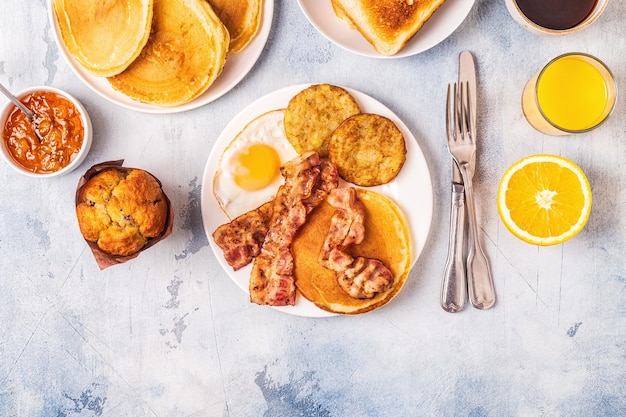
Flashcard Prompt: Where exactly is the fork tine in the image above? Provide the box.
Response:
[459,81,475,142]
[459,82,465,137]
[458,81,468,140]
[446,83,453,140]
[453,83,462,142]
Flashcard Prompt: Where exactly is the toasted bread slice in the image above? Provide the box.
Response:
[331,0,356,29]
[331,0,447,56]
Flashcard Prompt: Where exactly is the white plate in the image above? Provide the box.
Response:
[47,0,274,114]
[201,84,433,317]
[297,0,474,58]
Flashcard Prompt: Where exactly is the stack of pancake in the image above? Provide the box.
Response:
[52,0,262,106]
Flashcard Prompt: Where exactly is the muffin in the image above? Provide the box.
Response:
[76,166,169,257]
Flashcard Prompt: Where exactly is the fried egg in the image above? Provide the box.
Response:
[213,109,298,219]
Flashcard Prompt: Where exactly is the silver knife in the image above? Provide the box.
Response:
[441,160,467,312]
[440,53,471,313]
[458,51,496,310]
[460,51,477,177]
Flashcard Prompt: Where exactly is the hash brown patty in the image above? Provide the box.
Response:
[329,113,406,186]
[284,84,360,158]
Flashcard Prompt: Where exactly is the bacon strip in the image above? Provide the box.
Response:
[319,187,394,299]
[249,152,338,306]
[212,158,338,273]
[302,158,339,210]
[212,201,273,271]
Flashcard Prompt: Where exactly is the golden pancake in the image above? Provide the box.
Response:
[52,0,154,77]
[292,188,412,314]
[107,0,229,106]
[208,0,262,54]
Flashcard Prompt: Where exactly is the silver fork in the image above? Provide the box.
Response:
[446,82,495,310]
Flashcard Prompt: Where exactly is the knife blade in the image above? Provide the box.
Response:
[458,50,496,310]
[459,51,477,177]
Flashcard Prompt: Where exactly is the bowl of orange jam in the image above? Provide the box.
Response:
[1,86,92,177]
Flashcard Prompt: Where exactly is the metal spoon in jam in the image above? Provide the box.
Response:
[0,82,45,142]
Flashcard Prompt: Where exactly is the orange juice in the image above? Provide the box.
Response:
[537,54,613,131]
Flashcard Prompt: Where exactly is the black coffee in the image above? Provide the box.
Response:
[515,0,597,30]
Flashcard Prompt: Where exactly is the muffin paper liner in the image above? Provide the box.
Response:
[75,160,174,270]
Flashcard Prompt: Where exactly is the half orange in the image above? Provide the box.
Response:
[497,154,592,245]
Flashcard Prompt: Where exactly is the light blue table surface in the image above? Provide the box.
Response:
[1,1,625,416]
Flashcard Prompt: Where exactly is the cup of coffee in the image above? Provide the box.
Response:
[521,53,616,135]
[505,0,608,35]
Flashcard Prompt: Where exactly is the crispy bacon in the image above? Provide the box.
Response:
[212,201,273,271]
[319,187,394,299]
[249,152,338,306]
[302,158,339,210]
[212,157,338,274]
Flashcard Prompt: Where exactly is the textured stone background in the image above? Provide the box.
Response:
[1,0,625,416]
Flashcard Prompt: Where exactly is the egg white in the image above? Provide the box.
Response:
[213,109,298,219]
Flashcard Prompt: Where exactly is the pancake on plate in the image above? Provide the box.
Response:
[208,0,262,54]
[292,188,412,314]
[108,0,229,106]
[52,0,154,76]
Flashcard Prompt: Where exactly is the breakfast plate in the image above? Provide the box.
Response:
[47,0,274,114]
[201,84,433,317]
[297,0,474,58]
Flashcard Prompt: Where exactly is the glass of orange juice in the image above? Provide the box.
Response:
[522,53,617,135]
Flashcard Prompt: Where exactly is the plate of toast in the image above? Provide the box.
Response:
[48,0,274,113]
[298,0,474,58]
[201,84,433,317]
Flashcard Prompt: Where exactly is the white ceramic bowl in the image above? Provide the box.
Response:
[0,86,92,178]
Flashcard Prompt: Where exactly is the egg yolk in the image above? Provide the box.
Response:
[233,143,281,191]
